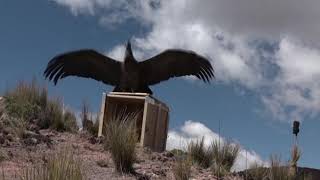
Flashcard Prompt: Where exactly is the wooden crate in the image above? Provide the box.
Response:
[98,92,170,152]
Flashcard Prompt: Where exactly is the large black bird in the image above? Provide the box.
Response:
[44,41,214,94]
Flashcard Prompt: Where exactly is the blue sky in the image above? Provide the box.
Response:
[1,0,320,170]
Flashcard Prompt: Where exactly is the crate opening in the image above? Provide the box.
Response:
[102,96,144,141]
[98,92,170,152]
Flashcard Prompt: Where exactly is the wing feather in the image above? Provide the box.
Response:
[139,49,214,85]
[44,49,121,85]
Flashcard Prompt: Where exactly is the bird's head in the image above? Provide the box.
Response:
[125,40,134,60]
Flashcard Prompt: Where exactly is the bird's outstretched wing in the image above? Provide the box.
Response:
[44,50,121,85]
[139,49,214,85]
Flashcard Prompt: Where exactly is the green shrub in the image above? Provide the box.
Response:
[210,140,240,178]
[187,137,212,168]
[4,80,77,133]
[5,80,46,122]
[20,148,85,180]
[104,112,138,173]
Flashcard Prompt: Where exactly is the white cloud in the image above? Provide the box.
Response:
[50,0,97,15]
[51,0,320,122]
[262,38,320,121]
[167,121,267,171]
[105,44,125,60]
[51,0,320,42]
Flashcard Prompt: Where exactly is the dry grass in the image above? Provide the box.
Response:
[290,145,301,167]
[186,138,240,178]
[0,149,85,180]
[246,154,311,180]
[210,140,240,178]
[19,149,85,180]
[103,110,139,173]
[267,154,292,180]
[173,157,192,180]
[81,101,99,136]
[187,137,212,168]
[246,162,268,180]
[3,80,77,133]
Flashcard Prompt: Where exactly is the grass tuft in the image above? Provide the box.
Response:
[104,110,139,173]
[245,162,268,180]
[268,154,290,180]
[20,148,85,180]
[3,80,77,133]
[187,137,212,168]
[173,157,192,180]
[290,145,301,167]
[210,140,240,178]
[81,101,99,136]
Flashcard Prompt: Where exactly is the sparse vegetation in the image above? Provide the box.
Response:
[245,154,311,180]
[245,162,268,180]
[104,111,139,173]
[173,157,192,180]
[186,137,239,178]
[210,140,240,178]
[267,154,291,180]
[187,137,212,168]
[289,144,301,177]
[3,80,78,134]
[19,148,85,180]
[81,101,99,136]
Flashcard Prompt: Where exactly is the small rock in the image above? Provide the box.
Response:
[23,130,39,138]
[133,163,142,170]
[2,127,11,135]
[97,159,108,168]
[72,143,79,149]
[24,137,38,146]
[163,151,174,158]
[6,134,14,142]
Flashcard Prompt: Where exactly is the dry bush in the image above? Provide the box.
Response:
[20,149,85,180]
[3,80,77,133]
[104,111,139,173]
[173,157,192,180]
[187,137,212,168]
[210,140,240,178]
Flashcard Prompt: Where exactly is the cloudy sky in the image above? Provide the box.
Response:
[1,0,320,170]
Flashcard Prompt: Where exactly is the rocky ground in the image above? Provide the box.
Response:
[0,129,242,180]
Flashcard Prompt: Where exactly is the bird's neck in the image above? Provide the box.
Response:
[124,56,137,64]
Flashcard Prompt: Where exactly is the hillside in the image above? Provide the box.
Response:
[1,83,319,180]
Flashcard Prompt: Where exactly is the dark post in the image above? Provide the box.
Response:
[293,121,300,137]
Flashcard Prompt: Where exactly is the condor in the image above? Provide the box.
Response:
[44,41,214,94]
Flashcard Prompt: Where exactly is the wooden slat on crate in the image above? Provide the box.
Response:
[98,93,107,136]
